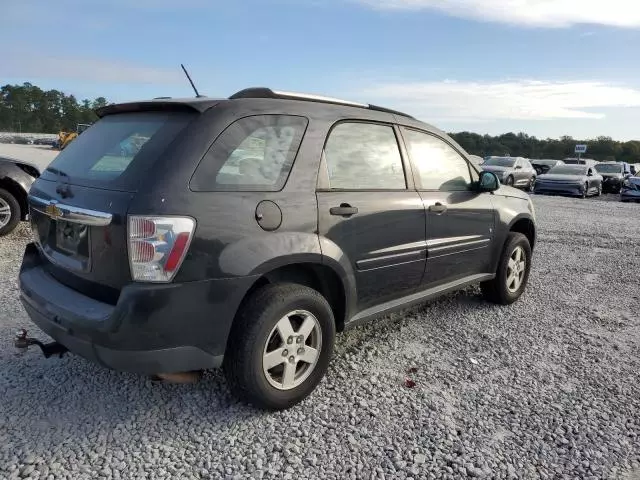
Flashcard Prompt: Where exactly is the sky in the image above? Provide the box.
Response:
[3,0,640,140]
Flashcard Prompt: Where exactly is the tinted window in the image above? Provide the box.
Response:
[191,115,308,192]
[483,157,515,167]
[548,166,588,175]
[324,122,405,189]
[40,112,196,190]
[402,129,472,191]
[594,163,623,174]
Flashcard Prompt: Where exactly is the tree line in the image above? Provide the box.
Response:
[0,83,108,134]
[1,82,639,163]
[450,131,640,164]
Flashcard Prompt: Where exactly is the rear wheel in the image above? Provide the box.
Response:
[481,232,532,305]
[0,188,21,236]
[223,283,336,410]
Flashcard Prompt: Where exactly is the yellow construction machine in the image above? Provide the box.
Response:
[53,123,92,150]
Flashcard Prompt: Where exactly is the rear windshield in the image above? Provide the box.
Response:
[548,166,587,175]
[483,157,515,167]
[40,111,195,191]
[595,163,623,174]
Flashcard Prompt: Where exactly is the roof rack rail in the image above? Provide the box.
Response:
[229,87,415,119]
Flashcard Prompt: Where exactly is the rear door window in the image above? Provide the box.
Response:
[40,111,196,191]
[190,115,308,192]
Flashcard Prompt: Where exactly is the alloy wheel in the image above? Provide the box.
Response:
[506,246,526,293]
[0,198,11,229]
[262,310,322,390]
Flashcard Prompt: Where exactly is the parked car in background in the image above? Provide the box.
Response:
[620,174,640,202]
[468,155,484,167]
[594,161,631,193]
[534,164,602,198]
[531,159,564,176]
[563,157,598,167]
[0,156,40,236]
[481,156,537,190]
[630,164,640,175]
[16,87,537,410]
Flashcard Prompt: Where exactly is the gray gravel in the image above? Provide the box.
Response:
[1,194,640,479]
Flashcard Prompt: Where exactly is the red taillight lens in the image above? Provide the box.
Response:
[127,216,195,283]
[164,232,191,273]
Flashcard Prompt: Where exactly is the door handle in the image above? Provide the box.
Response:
[428,202,447,214]
[330,203,358,217]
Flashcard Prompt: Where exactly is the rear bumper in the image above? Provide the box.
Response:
[19,243,258,374]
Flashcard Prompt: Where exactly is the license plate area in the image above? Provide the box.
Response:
[55,221,90,256]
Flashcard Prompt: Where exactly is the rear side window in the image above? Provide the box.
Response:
[190,115,308,192]
[324,122,406,190]
[40,111,196,191]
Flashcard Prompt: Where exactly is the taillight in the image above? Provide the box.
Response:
[127,216,195,283]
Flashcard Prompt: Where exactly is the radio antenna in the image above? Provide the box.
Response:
[181,64,203,98]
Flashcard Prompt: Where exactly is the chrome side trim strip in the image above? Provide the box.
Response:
[29,195,113,227]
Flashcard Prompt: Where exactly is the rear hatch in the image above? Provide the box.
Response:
[29,110,197,304]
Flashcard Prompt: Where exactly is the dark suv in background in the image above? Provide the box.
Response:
[18,88,536,409]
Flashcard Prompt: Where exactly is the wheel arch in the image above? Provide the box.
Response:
[0,176,29,220]
[509,215,536,251]
[235,260,351,334]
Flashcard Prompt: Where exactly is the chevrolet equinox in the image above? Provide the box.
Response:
[18,88,536,410]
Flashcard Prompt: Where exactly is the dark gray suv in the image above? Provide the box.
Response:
[17,88,536,409]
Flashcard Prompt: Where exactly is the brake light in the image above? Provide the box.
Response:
[127,216,195,282]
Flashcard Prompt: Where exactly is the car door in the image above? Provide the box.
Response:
[316,121,427,312]
[399,127,495,287]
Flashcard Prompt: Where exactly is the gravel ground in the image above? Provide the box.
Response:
[1,194,639,480]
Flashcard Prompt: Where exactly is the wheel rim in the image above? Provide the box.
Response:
[506,246,526,293]
[506,176,514,186]
[529,177,536,191]
[262,310,322,391]
[0,198,11,228]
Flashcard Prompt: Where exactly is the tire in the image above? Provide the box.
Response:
[481,232,532,305]
[223,283,336,410]
[0,188,21,236]
[596,184,602,196]
[581,182,588,199]
[505,175,514,187]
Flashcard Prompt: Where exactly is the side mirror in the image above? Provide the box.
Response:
[478,171,500,192]
[515,165,522,170]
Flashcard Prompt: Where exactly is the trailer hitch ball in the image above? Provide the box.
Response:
[13,329,68,358]
[14,329,30,353]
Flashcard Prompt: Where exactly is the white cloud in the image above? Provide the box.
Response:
[357,0,640,27]
[4,50,183,85]
[361,80,640,122]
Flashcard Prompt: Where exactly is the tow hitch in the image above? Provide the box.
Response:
[14,329,68,358]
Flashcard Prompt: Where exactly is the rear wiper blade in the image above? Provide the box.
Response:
[45,167,69,177]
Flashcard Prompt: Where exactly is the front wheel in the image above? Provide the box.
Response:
[223,283,336,410]
[527,176,536,192]
[581,182,589,198]
[505,175,514,187]
[481,232,532,305]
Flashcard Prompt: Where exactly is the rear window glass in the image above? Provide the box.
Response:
[190,115,308,192]
[40,111,195,190]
